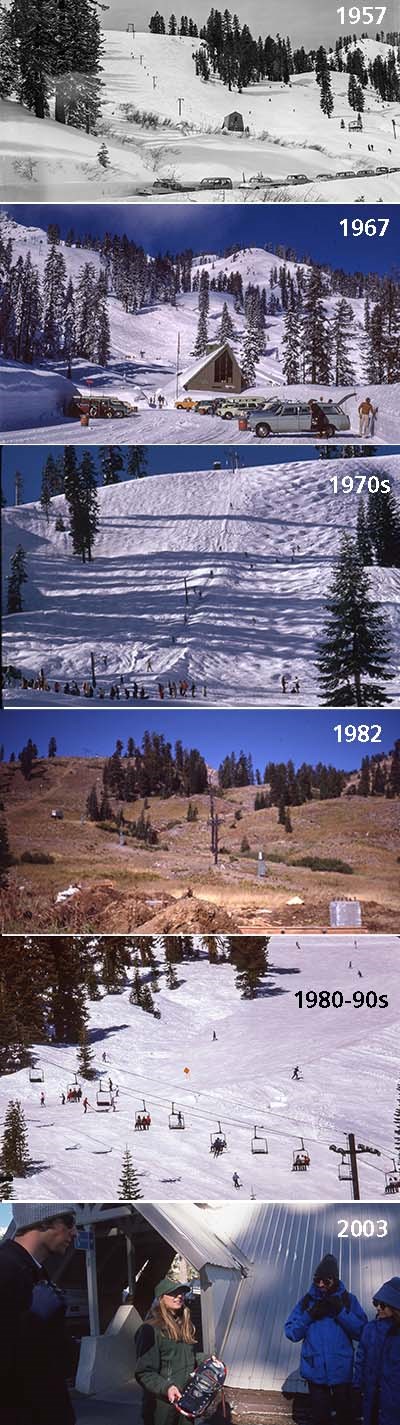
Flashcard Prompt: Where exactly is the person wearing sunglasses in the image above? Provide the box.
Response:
[353,1277,400,1425]
[285,1252,367,1424]
[0,1203,77,1425]
[135,1277,207,1425]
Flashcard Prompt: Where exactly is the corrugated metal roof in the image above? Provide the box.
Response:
[138,1202,250,1273]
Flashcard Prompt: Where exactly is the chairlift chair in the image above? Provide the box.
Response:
[169,1101,185,1129]
[29,1067,44,1082]
[338,1159,352,1182]
[384,1160,400,1194]
[292,1136,310,1172]
[251,1125,268,1154]
[210,1119,227,1151]
[96,1080,112,1108]
[135,1098,149,1129]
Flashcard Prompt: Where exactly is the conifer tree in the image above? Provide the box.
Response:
[99,447,124,484]
[0,816,12,887]
[331,299,356,384]
[77,1025,96,1079]
[193,309,208,357]
[316,535,394,706]
[367,486,400,567]
[7,546,27,614]
[118,1146,143,1199]
[86,786,100,821]
[316,46,334,116]
[0,1167,13,1199]
[1,1100,30,1176]
[301,270,331,383]
[48,736,57,758]
[126,447,148,479]
[282,306,301,383]
[43,243,67,356]
[356,495,374,565]
[217,300,236,343]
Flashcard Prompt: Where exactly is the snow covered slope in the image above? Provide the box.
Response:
[0,938,398,1202]
[3,457,400,704]
[1,32,400,199]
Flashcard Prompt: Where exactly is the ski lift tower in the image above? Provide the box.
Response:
[330,1135,381,1199]
[126,22,135,32]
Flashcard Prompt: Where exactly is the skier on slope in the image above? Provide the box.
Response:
[40,1092,45,1107]
[212,1030,218,1041]
[232,1173,242,1190]
[292,1066,301,1081]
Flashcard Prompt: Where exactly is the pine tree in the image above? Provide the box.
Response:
[358,755,370,796]
[126,447,148,479]
[7,546,27,614]
[48,736,57,758]
[356,496,374,564]
[63,277,76,377]
[1,1100,30,1176]
[77,1025,96,1079]
[285,810,293,833]
[301,270,331,383]
[98,142,110,168]
[193,309,208,357]
[282,306,302,383]
[99,447,124,484]
[278,796,286,827]
[86,786,100,820]
[315,46,334,116]
[331,300,356,384]
[316,535,394,706]
[367,487,400,567]
[118,1146,143,1199]
[8,0,56,117]
[217,301,236,343]
[67,452,99,562]
[43,243,67,356]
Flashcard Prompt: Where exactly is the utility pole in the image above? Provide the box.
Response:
[177,97,184,116]
[330,1135,381,1200]
[90,651,96,687]
[175,332,181,401]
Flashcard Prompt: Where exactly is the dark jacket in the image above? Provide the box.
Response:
[135,1321,205,1425]
[354,1317,400,1425]
[285,1278,367,1386]
[0,1239,75,1425]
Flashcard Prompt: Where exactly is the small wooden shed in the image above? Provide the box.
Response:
[183,341,246,393]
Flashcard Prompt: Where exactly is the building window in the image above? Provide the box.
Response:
[214,352,233,384]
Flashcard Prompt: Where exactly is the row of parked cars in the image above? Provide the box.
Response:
[145,163,397,193]
[175,393,352,435]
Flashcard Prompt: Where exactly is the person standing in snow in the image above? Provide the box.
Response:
[353,1277,400,1425]
[358,397,374,437]
[0,1203,77,1425]
[285,1253,367,1425]
[232,1173,242,1190]
[83,1097,89,1113]
[40,1092,45,1107]
[212,1030,218,1041]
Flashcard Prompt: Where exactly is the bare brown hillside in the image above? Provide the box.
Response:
[1,757,399,932]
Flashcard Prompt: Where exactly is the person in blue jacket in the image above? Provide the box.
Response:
[284,1252,367,1424]
[353,1276,400,1425]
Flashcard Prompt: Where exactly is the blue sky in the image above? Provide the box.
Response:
[0,1205,12,1230]
[2,445,354,505]
[3,204,399,276]
[107,0,360,47]
[1,710,398,771]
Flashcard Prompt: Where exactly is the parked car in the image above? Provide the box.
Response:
[153,177,183,190]
[243,398,351,438]
[315,173,331,181]
[175,396,199,410]
[199,176,233,189]
[375,165,389,174]
[217,395,268,419]
[70,395,138,419]
[286,174,310,184]
[248,174,273,185]
[195,398,221,414]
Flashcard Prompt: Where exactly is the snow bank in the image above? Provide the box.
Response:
[0,360,77,431]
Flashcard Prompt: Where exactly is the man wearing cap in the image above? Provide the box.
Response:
[284,1252,367,1424]
[0,1203,77,1425]
[353,1276,400,1425]
[135,1277,206,1425]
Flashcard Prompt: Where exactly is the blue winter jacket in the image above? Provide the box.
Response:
[354,1317,400,1425]
[285,1279,367,1386]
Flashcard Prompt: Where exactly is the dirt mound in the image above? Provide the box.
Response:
[131,891,240,933]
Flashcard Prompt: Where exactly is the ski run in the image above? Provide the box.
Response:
[1,937,399,1202]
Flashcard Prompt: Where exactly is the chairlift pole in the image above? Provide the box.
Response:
[175,332,181,401]
[90,651,96,687]
[330,1134,381,1200]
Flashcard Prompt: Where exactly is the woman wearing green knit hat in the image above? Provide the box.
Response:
[135,1278,206,1425]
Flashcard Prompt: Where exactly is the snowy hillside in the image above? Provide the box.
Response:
[2,211,398,442]
[0,938,398,1202]
[3,457,400,704]
[2,31,400,199]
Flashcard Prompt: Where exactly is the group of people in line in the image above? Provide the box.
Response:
[281,675,300,695]
[1,1212,399,1425]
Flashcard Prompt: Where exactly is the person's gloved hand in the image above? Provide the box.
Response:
[322,1296,343,1318]
[308,1299,330,1320]
[30,1280,66,1322]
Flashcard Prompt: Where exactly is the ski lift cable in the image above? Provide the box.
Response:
[31,1051,396,1159]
